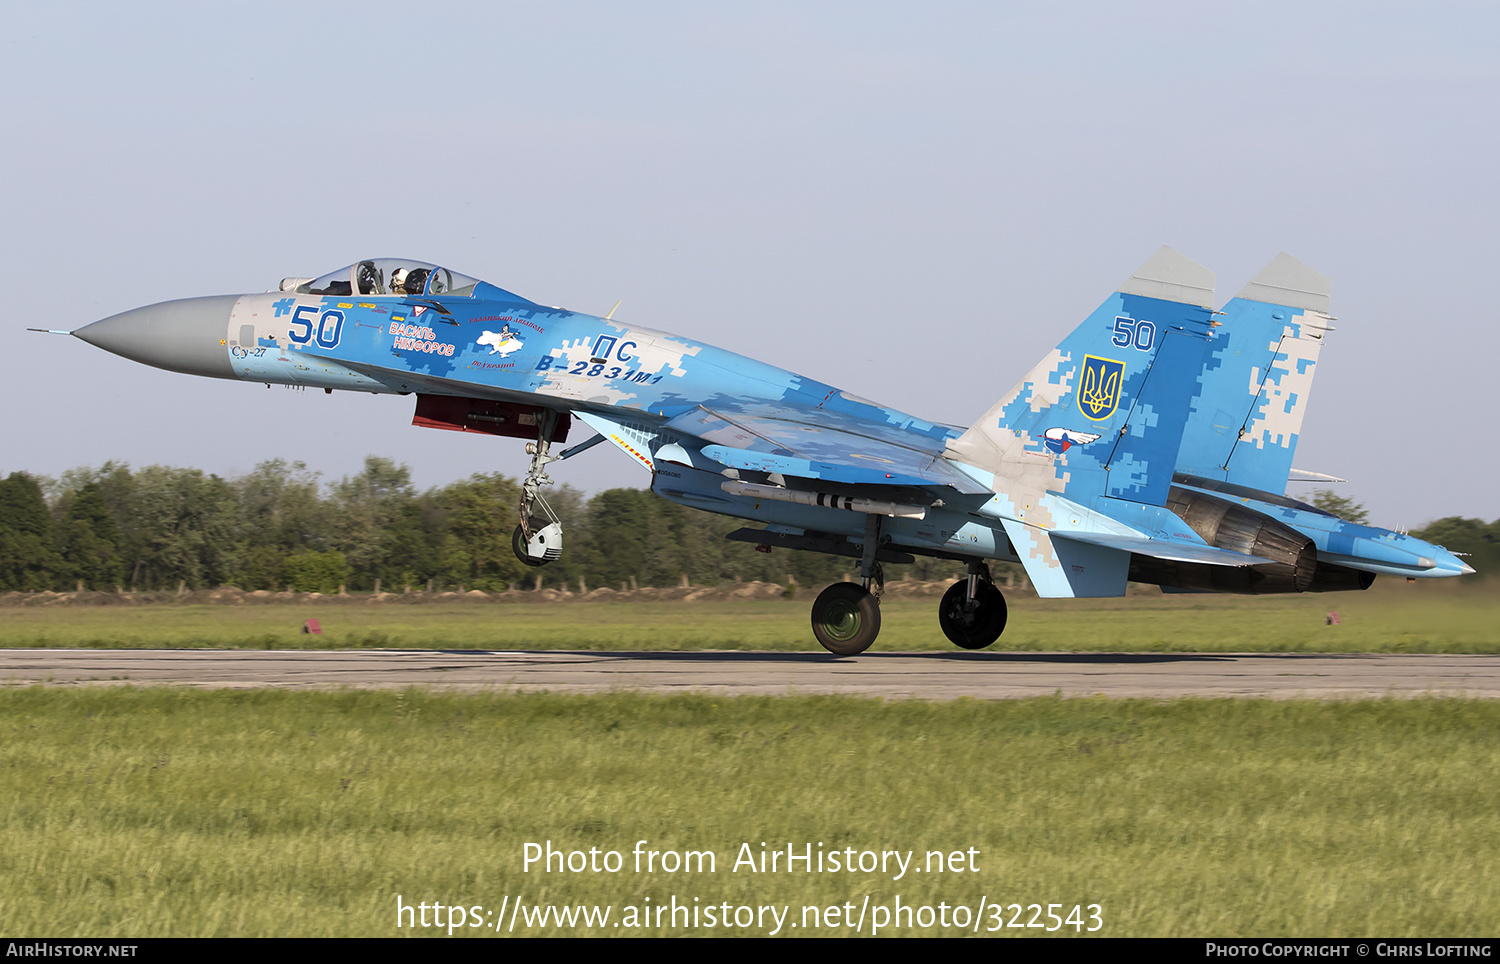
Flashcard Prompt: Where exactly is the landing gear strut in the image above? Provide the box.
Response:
[810,514,886,656]
[938,560,1007,650]
[512,410,563,567]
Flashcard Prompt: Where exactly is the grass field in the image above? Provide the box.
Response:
[4,584,1495,937]
[1,687,1497,937]
[1,580,1495,653]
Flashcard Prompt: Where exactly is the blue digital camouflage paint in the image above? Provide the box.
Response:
[67,249,1475,655]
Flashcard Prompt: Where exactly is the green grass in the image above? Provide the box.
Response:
[1,687,1497,936]
[1,580,1496,652]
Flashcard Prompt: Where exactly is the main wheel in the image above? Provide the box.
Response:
[811,583,881,656]
[938,580,1008,649]
[512,524,550,567]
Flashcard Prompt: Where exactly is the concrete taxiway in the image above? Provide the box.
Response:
[1,649,1498,699]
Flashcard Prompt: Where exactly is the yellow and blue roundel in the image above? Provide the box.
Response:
[1078,355,1125,421]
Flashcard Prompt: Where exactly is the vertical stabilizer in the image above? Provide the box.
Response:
[1176,253,1333,494]
[945,247,1217,597]
[1118,245,1217,307]
[1234,253,1330,313]
[947,246,1216,509]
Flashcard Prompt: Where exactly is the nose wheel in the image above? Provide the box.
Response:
[938,562,1007,650]
[512,521,562,567]
[512,410,565,567]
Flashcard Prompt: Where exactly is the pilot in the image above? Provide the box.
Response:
[390,267,431,296]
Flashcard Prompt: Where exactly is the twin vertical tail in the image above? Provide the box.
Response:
[947,246,1218,510]
[1175,253,1333,495]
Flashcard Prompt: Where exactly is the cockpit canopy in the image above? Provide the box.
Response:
[288,259,484,298]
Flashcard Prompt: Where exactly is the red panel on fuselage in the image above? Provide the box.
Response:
[411,395,571,442]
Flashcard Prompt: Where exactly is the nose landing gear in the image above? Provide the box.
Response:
[512,410,564,567]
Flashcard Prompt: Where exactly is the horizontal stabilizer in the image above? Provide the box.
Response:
[1052,530,1278,568]
[1316,552,1432,577]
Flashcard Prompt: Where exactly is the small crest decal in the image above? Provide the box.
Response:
[1044,428,1101,453]
[1078,355,1125,421]
[477,325,525,357]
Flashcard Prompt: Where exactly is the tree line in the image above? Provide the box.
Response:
[0,461,1491,594]
[0,458,969,594]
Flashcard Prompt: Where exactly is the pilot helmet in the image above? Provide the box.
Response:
[390,267,409,293]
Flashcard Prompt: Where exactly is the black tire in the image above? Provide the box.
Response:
[512,524,550,567]
[811,583,881,656]
[938,579,1007,650]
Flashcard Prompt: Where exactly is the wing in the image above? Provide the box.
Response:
[661,404,993,495]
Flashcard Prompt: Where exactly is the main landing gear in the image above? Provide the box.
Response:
[811,514,886,656]
[807,519,1009,656]
[512,410,564,567]
[938,560,1008,650]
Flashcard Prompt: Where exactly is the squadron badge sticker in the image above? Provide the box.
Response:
[1043,428,1102,453]
[1078,355,1124,421]
[478,325,525,357]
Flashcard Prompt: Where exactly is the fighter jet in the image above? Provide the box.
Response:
[62,251,1473,654]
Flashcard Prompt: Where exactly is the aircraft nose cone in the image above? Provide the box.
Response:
[1442,549,1476,576]
[74,295,239,379]
[1428,544,1475,576]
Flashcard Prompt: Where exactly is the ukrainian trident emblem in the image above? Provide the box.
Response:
[1078,355,1125,421]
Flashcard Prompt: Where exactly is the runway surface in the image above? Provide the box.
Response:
[1,649,1498,699]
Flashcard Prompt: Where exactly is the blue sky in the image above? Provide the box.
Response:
[3,1,1495,527]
